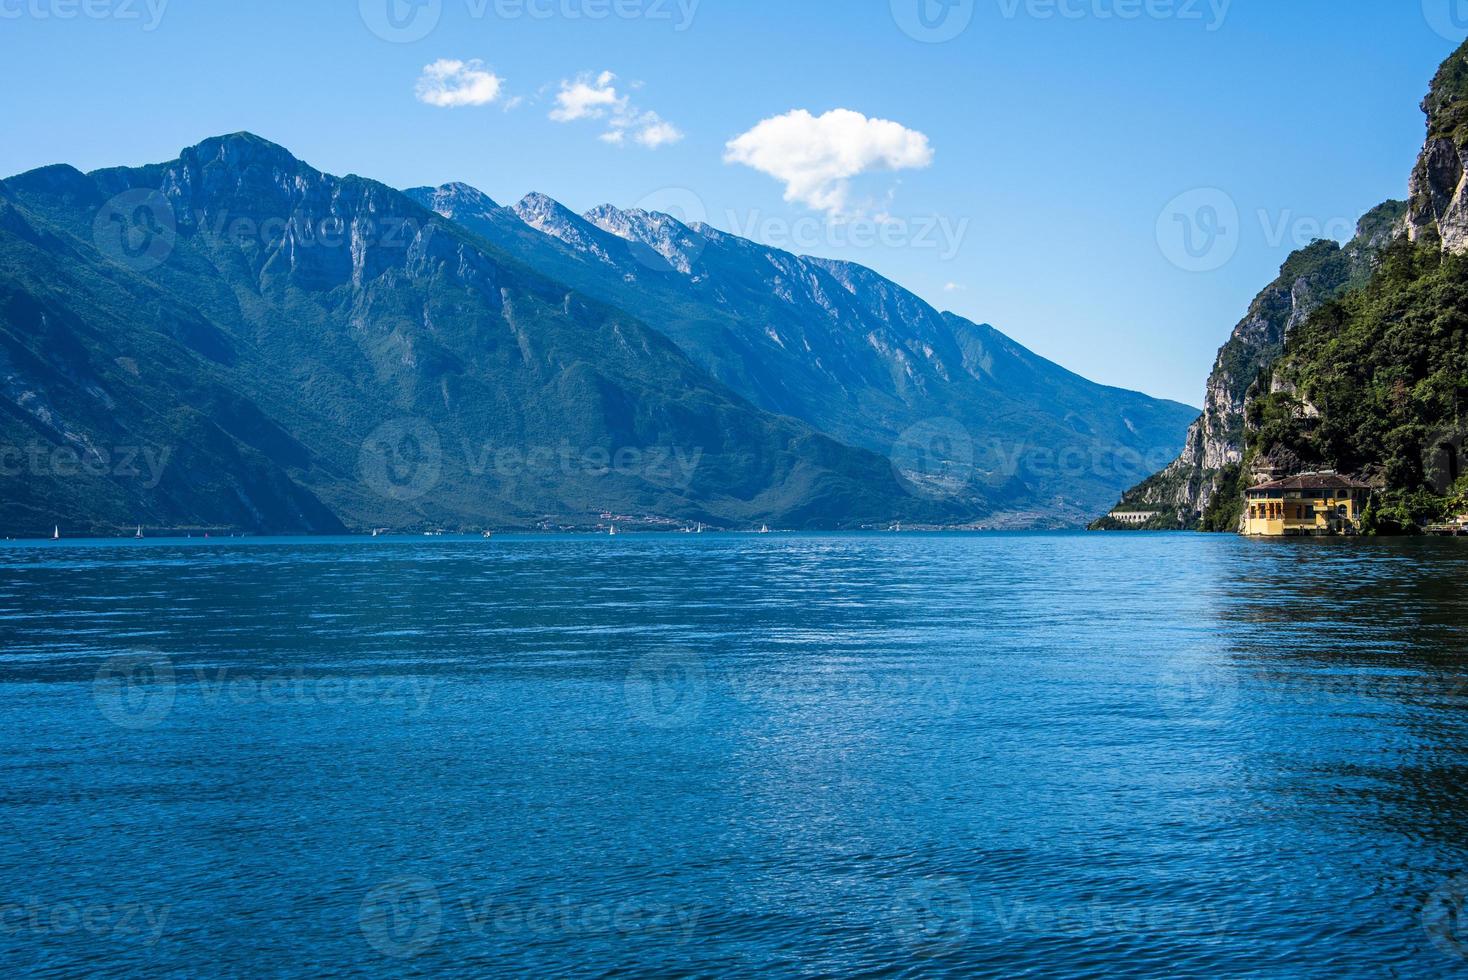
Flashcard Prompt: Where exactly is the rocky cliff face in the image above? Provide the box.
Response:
[1407,40,1468,254]
[1103,38,1468,531]
[1100,203,1404,527]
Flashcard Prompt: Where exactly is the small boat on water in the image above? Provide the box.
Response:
[759,524,770,534]
[482,530,494,539]
[135,525,144,539]
[609,525,618,536]
[52,526,60,541]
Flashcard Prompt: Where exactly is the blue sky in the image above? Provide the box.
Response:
[0,0,1461,405]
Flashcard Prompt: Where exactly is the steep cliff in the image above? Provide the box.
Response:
[1100,37,1468,533]
[1095,203,1402,529]
[1407,40,1468,253]
[1241,41,1468,531]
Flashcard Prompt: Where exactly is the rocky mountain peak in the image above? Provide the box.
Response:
[176,132,314,182]
[583,205,702,274]
[513,192,582,231]
[1406,40,1468,253]
[506,193,622,266]
[415,182,499,220]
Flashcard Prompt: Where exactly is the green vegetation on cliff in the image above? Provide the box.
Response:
[1247,238,1468,528]
[1090,204,1404,532]
[1425,40,1468,144]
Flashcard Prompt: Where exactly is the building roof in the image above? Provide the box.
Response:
[1247,472,1373,493]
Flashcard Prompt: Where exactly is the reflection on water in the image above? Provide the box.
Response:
[0,533,1467,976]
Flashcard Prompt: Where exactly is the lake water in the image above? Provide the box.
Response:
[2,533,1468,977]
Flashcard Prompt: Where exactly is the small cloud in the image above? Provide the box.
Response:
[415,59,503,108]
[635,119,684,149]
[550,70,623,122]
[944,282,966,292]
[550,71,683,149]
[724,108,933,217]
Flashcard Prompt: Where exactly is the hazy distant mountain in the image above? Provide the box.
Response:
[0,134,959,535]
[407,184,1199,525]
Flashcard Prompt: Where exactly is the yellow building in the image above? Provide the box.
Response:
[1243,473,1372,537]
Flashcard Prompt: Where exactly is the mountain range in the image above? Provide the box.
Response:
[404,182,1196,525]
[0,134,1195,535]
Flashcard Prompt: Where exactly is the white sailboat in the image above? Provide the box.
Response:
[135,525,144,539]
[52,525,60,541]
[609,525,618,536]
[760,524,770,534]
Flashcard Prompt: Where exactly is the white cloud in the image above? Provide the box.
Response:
[635,119,683,149]
[724,109,934,217]
[549,71,683,150]
[415,59,503,108]
[944,282,966,292]
[550,70,623,121]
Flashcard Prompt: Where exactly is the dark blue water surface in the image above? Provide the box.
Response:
[3,532,1468,977]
